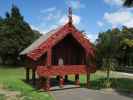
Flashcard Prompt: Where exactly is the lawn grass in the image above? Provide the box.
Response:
[91,71,133,91]
[0,94,6,100]
[0,66,53,100]
[69,71,133,91]
[0,66,132,100]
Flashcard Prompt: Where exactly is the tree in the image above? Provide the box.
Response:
[122,0,133,66]
[96,29,120,83]
[120,27,133,66]
[0,5,41,65]
[96,26,133,73]
[123,0,133,7]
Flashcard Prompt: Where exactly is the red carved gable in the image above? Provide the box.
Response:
[27,23,95,61]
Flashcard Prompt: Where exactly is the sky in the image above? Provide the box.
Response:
[0,0,133,42]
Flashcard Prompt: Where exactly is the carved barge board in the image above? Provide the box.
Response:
[37,65,96,77]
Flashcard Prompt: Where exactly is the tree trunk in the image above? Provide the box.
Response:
[107,59,110,81]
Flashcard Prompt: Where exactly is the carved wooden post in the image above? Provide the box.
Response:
[47,48,52,66]
[39,77,43,89]
[86,70,90,88]
[59,76,64,88]
[56,75,60,80]
[32,68,36,85]
[46,77,50,91]
[75,74,80,86]
[86,53,90,88]
[26,67,30,82]
[64,75,68,82]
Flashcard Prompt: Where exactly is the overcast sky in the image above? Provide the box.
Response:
[0,0,133,42]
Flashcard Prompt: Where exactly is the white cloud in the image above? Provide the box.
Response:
[104,0,123,6]
[31,24,59,35]
[40,7,56,13]
[41,9,62,21]
[36,5,82,35]
[59,14,81,25]
[40,7,62,22]
[66,0,85,9]
[31,25,47,34]
[46,13,54,20]
[124,20,133,27]
[104,9,133,28]
[85,33,98,43]
[32,14,81,34]
[97,21,104,27]
[46,12,59,21]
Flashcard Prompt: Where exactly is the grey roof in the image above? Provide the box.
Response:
[20,26,63,55]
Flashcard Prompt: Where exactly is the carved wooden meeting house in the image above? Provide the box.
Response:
[20,8,96,91]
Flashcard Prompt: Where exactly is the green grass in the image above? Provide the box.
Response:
[0,94,6,100]
[0,66,53,100]
[69,71,133,91]
[0,66,132,100]
[91,71,133,91]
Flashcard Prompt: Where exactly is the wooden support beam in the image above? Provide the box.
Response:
[85,52,91,88]
[32,68,36,85]
[86,72,90,88]
[56,75,60,81]
[39,77,43,89]
[26,67,30,82]
[75,74,80,86]
[47,48,52,66]
[46,77,50,91]
[59,76,64,88]
[64,75,68,82]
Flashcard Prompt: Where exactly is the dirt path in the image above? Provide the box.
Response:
[0,84,23,100]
